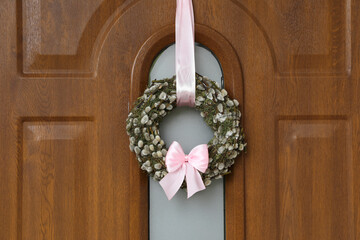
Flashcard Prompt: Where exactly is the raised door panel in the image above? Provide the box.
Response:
[246,0,351,76]
[21,121,97,239]
[278,119,354,240]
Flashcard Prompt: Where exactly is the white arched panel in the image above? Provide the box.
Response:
[149,43,224,240]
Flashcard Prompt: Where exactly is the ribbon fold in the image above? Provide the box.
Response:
[175,0,196,107]
[159,141,209,200]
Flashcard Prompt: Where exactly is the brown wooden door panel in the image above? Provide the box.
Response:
[1,0,150,239]
[1,0,359,239]
[21,120,97,239]
[233,0,360,239]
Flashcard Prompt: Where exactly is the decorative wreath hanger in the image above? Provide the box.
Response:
[126,0,246,200]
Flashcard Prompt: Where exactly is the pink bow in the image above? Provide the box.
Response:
[159,141,209,200]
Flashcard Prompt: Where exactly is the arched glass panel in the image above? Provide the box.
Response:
[149,43,225,240]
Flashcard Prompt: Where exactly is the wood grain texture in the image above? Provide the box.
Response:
[230,0,359,239]
[277,119,353,240]
[2,0,150,239]
[0,0,359,239]
[21,121,97,239]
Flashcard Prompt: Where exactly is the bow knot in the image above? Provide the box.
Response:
[159,141,209,200]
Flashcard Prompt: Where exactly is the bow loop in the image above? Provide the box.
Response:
[187,144,209,173]
[159,141,209,200]
[165,141,186,172]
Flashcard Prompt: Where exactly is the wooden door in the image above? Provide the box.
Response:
[0,0,359,239]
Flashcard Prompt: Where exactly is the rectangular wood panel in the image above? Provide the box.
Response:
[17,0,175,79]
[277,119,354,240]
[20,120,98,240]
[19,0,114,76]
[275,0,351,76]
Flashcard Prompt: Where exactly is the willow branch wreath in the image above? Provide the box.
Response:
[126,74,246,188]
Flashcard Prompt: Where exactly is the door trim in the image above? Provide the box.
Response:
[131,23,245,240]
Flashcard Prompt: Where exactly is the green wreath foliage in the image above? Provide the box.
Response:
[126,74,246,187]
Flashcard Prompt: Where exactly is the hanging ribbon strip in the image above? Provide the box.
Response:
[159,141,209,200]
[159,0,207,200]
[175,0,196,107]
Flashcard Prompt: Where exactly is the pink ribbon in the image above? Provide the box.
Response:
[159,141,209,200]
[175,0,196,107]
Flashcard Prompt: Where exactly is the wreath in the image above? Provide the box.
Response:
[126,74,246,188]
